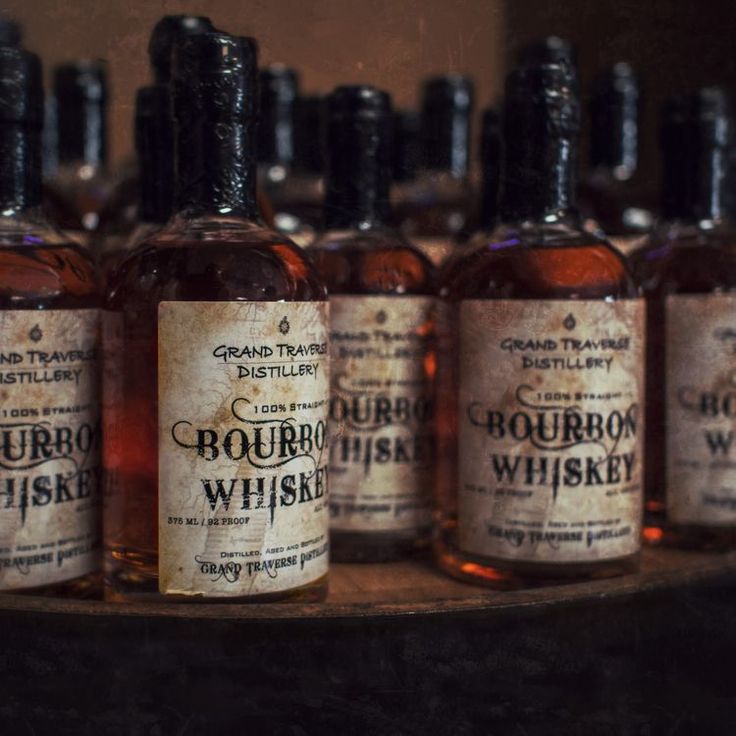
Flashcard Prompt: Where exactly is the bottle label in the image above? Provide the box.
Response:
[329,295,435,533]
[0,309,101,590]
[458,299,645,564]
[412,237,454,266]
[158,301,330,597]
[666,294,736,525]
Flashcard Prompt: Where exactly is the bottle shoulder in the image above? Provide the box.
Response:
[106,216,327,308]
[308,227,435,296]
[446,222,638,301]
[630,222,736,295]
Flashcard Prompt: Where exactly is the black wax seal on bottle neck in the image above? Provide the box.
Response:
[590,62,639,179]
[664,86,733,223]
[258,65,299,167]
[294,94,325,175]
[53,60,107,167]
[135,85,174,224]
[392,109,420,183]
[0,46,43,208]
[171,32,260,218]
[420,74,474,177]
[501,62,580,222]
[324,84,393,231]
[148,15,214,85]
[479,106,501,230]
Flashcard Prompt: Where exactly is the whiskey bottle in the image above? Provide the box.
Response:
[310,86,435,562]
[0,47,101,595]
[436,63,644,587]
[394,75,474,266]
[104,33,330,602]
[46,60,113,237]
[98,85,173,278]
[630,88,736,549]
[579,63,654,256]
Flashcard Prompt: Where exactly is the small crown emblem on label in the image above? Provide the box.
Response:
[29,324,43,342]
[278,317,290,335]
[376,310,388,324]
[563,314,576,331]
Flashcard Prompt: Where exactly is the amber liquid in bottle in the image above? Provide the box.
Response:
[436,63,643,588]
[310,86,435,562]
[0,48,101,597]
[630,89,736,549]
[104,34,329,602]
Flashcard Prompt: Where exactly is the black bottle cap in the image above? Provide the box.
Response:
[171,32,260,217]
[420,74,474,175]
[505,63,579,137]
[54,60,107,104]
[590,62,639,176]
[0,46,42,125]
[392,109,420,182]
[0,19,22,46]
[517,36,577,75]
[258,64,299,166]
[501,62,579,220]
[691,86,731,146]
[294,94,325,174]
[324,85,393,229]
[148,15,215,84]
[479,106,501,228]
[135,84,173,223]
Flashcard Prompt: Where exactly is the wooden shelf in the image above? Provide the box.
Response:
[1,545,734,620]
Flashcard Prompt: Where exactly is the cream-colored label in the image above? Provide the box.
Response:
[0,309,100,590]
[329,296,435,532]
[412,236,454,266]
[666,294,736,525]
[158,301,330,597]
[458,299,644,563]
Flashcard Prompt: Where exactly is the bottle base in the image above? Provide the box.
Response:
[661,523,736,552]
[105,548,328,603]
[434,534,640,590]
[329,529,430,563]
[1,570,102,599]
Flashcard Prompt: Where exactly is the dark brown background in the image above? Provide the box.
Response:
[3,0,736,186]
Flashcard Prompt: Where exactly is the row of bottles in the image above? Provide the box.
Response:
[0,14,734,602]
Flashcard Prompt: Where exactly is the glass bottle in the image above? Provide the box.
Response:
[104,33,330,602]
[310,86,435,562]
[390,108,420,207]
[0,46,101,596]
[630,88,736,549]
[45,60,113,239]
[394,75,474,266]
[436,63,644,588]
[580,63,655,256]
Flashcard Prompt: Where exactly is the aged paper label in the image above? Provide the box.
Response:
[458,299,645,563]
[158,301,330,597]
[329,296,435,532]
[666,294,736,525]
[0,309,100,589]
[412,236,454,267]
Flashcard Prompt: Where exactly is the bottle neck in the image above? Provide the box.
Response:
[324,132,392,231]
[174,101,259,221]
[501,134,577,223]
[590,107,638,181]
[138,134,173,225]
[422,110,470,177]
[57,98,106,167]
[0,123,41,210]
